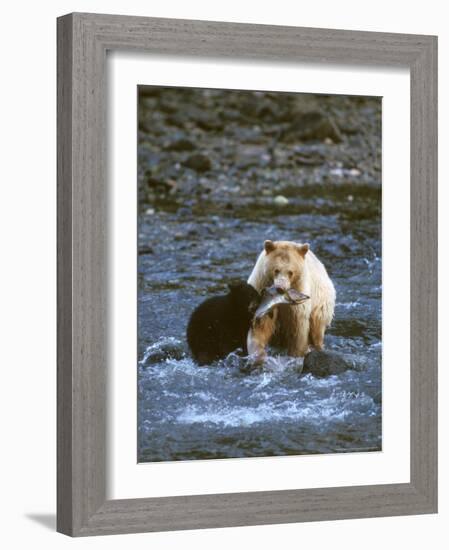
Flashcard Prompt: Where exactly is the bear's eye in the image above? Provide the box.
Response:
[274,269,280,276]
[288,270,293,278]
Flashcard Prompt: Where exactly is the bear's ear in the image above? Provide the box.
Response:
[264,240,276,254]
[296,243,310,257]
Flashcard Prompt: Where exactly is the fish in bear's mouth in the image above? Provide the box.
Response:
[254,285,309,320]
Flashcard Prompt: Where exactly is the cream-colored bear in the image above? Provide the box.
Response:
[247,240,336,361]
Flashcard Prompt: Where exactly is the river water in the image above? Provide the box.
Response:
[137,185,382,461]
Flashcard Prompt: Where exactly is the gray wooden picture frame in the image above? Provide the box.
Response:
[57,12,438,537]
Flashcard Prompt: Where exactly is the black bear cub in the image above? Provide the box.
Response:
[187,282,261,365]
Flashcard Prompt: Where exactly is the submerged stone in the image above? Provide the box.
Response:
[183,153,212,172]
[164,138,196,152]
[302,350,357,378]
[141,339,185,367]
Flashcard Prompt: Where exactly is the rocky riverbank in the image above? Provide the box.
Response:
[138,87,381,219]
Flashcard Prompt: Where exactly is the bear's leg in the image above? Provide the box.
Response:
[310,320,325,350]
[286,307,310,357]
[247,310,277,364]
[288,322,310,357]
[310,308,327,350]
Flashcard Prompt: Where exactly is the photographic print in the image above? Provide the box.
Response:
[137,86,382,462]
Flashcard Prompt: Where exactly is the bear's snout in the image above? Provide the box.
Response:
[273,276,290,292]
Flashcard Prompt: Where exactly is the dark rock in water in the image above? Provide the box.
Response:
[164,138,196,152]
[165,112,188,128]
[302,350,356,377]
[159,100,179,114]
[145,175,173,193]
[183,153,212,172]
[138,245,154,255]
[141,339,185,367]
[194,112,223,131]
[283,111,343,143]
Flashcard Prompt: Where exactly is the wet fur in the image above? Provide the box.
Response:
[187,283,260,365]
[247,240,335,361]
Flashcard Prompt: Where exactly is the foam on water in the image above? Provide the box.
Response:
[338,301,361,310]
[176,391,377,428]
[138,335,381,460]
